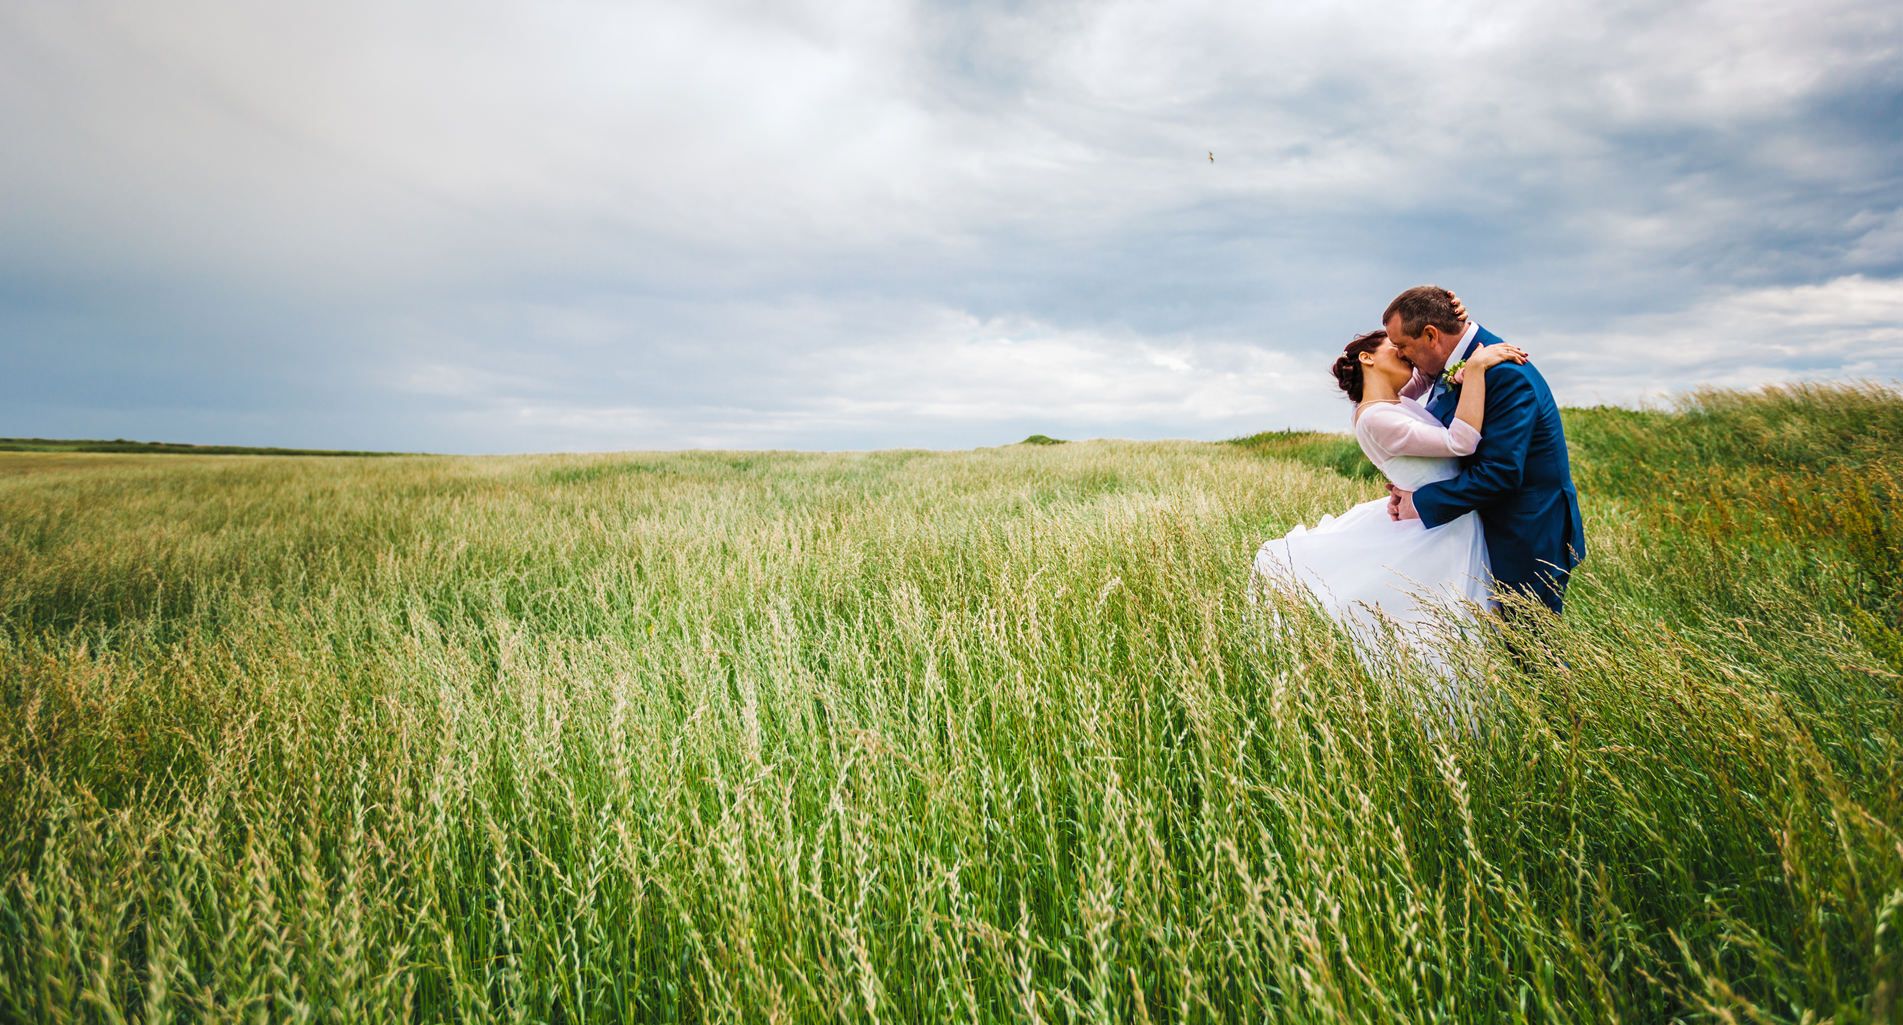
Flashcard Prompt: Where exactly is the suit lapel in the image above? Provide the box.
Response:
[1429,328,1489,425]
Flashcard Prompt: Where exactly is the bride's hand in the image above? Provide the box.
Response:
[1448,291,1468,322]
[1454,343,1528,384]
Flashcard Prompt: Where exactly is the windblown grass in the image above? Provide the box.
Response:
[1,385,1899,1023]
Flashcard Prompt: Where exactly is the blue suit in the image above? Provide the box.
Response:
[1414,326,1585,614]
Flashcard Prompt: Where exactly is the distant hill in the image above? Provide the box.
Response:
[0,438,406,457]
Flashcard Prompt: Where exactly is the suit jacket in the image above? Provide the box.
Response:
[1414,326,1586,586]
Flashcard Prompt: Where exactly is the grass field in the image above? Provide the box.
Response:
[2,385,1901,1023]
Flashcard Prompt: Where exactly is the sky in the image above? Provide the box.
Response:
[2,0,1900,454]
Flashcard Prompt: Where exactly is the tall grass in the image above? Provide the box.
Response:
[1,386,1899,1023]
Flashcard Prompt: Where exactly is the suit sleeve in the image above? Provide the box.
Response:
[1413,367,1536,528]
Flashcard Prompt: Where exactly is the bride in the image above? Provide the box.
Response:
[1250,320,1527,659]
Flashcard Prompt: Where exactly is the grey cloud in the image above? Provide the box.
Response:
[1,0,1900,452]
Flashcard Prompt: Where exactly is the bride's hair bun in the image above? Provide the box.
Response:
[1331,353,1363,401]
[1332,329,1387,403]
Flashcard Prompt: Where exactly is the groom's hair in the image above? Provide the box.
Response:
[1383,286,1465,339]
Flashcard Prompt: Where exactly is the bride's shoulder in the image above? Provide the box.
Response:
[1373,395,1439,422]
[1352,399,1404,432]
[1354,398,1406,417]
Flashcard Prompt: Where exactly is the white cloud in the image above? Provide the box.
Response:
[386,300,1324,451]
[1528,274,1903,405]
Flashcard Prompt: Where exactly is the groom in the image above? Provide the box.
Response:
[1382,286,1585,616]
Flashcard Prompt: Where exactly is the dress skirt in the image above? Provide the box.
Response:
[1251,497,1493,652]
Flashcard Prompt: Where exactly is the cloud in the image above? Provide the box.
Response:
[1846,208,1903,269]
[1528,273,1903,405]
[377,300,1313,451]
[1,0,1900,451]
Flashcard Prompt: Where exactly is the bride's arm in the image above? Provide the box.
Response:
[1358,342,1527,459]
[1448,343,1526,434]
[1357,403,1482,458]
[1399,368,1432,400]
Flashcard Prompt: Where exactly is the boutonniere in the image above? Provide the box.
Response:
[1440,359,1469,389]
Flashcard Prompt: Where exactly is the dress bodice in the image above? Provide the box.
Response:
[1352,397,1480,492]
[1376,452,1458,493]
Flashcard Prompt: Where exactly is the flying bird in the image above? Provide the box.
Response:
[1208,151,1214,163]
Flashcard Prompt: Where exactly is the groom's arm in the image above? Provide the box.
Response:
[1412,366,1537,528]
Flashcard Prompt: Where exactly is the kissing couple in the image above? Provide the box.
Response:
[1250,285,1586,667]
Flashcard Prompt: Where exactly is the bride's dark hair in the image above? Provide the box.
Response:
[1332,329,1387,403]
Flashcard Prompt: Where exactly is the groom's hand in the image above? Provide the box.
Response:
[1387,484,1420,521]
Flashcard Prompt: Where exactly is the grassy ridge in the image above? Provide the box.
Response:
[1228,428,1385,482]
[1,386,1900,1022]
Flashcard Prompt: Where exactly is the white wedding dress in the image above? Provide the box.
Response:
[1250,396,1493,666]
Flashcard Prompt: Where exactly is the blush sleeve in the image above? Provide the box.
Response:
[1400,369,1432,400]
[1356,403,1481,459]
